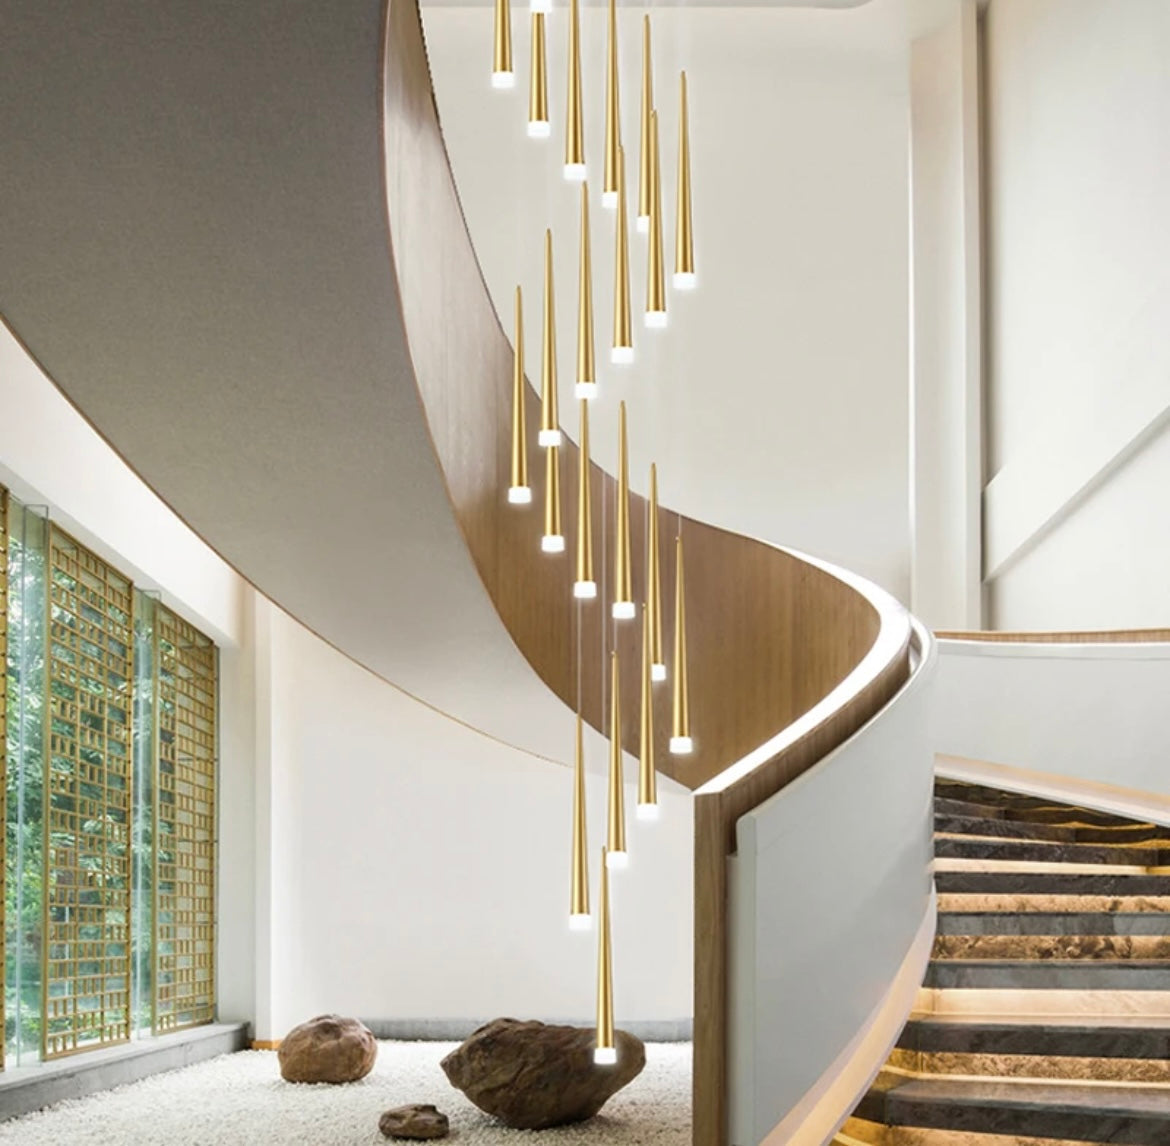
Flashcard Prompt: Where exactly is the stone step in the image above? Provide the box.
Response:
[932,934,1170,960]
[938,911,1170,936]
[934,836,1168,867]
[935,815,1170,845]
[934,796,1145,829]
[935,872,1170,897]
[923,959,1170,990]
[855,1074,1170,1144]
[899,1014,1170,1062]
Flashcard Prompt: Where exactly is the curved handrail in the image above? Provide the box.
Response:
[937,628,1170,643]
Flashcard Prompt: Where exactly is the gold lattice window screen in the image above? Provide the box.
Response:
[154,606,216,1033]
[44,527,134,1058]
[0,487,8,1070]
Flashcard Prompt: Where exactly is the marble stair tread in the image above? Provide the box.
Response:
[935,796,1145,829]
[900,1015,1170,1058]
[935,871,1170,896]
[923,959,1170,990]
[934,836,1169,866]
[938,912,1170,936]
[936,815,1170,844]
[933,934,1170,960]
[857,1076,1170,1144]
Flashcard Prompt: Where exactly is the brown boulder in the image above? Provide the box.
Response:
[378,1104,449,1140]
[278,1014,377,1083]
[440,1017,645,1129]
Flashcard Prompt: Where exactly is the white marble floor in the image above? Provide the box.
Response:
[0,1041,692,1144]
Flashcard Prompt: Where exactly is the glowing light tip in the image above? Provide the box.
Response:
[491,72,516,90]
[601,190,618,209]
[636,803,661,822]
[575,382,598,400]
[644,310,668,329]
[669,735,694,755]
[564,163,587,182]
[541,535,566,553]
[673,272,697,290]
[594,1046,618,1065]
[507,486,532,505]
[651,663,667,682]
[527,121,551,139]
[635,215,650,234]
[612,601,636,620]
[538,429,562,447]
[610,346,634,365]
[573,581,598,599]
[569,913,593,931]
[606,850,629,870]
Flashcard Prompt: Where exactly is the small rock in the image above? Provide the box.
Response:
[278,1014,377,1083]
[379,1104,449,1140]
[440,1017,645,1129]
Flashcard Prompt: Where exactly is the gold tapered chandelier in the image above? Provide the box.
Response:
[542,444,564,553]
[602,0,621,209]
[612,146,634,365]
[492,0,514,90]
[645,109,667,328]
[564,0,586,181]
[528,13,550,138]
[574,400,596,599]
[670,535,692,753]
[612,402,634,620]
[637,603,659,820]
[606,652,627,867]
[675,71,696,290]
[576,185,596,400]
[637,15,654,234]
[595,846,616,1063]
[647,464,665,679]
[570,715,591,929]
[539,230,561,447]
[508,287,531,504]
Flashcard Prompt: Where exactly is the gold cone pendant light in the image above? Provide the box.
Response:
[528,14,550,138]
[576,186,597,400]
[602,0,621,209]
[570,715,591,929]
[595,846,617,1063]
[637,15,654,234]
[508,287,531,505]
[645,110,667,328]
[492,0,515,89]
[539,230,561,447]
[647,464,665,679]
[606,652,628,867]
[612,403,635,620]
[611,146,634,365]
[637,604,659,820]
[564,0,586,181]
[670,535,692,753]
[675,72,696,289]
[542,444,565,553]
[574,401,596,598]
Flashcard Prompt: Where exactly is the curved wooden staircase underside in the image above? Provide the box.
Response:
[0,2,920,1141]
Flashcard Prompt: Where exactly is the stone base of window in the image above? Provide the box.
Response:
[0,1021,249,1122]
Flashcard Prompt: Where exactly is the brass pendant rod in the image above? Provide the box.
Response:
[492,0,514,87]
[603,0,621,204]
[606,651,627,859]
[647,463,664,675]
[576,184,596,398]
[675,71,695,287]
[508,287,530,504]
[564,0,586,177]
[539,230,560,446]
[613,402,634,617]
[637,15,654,229]
[670,534,692,752]
[574,400,595,596]
[528,13,549,137]
[571,715,590,921]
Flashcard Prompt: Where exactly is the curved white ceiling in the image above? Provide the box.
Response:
[0,0,590,766]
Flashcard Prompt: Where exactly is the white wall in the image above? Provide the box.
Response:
[981,0,1170,628]
[0,318,694,1038]
[422,3,912,599]
[937,638,1170,808]
[908,0,982,629]
[256,600,693,1037]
